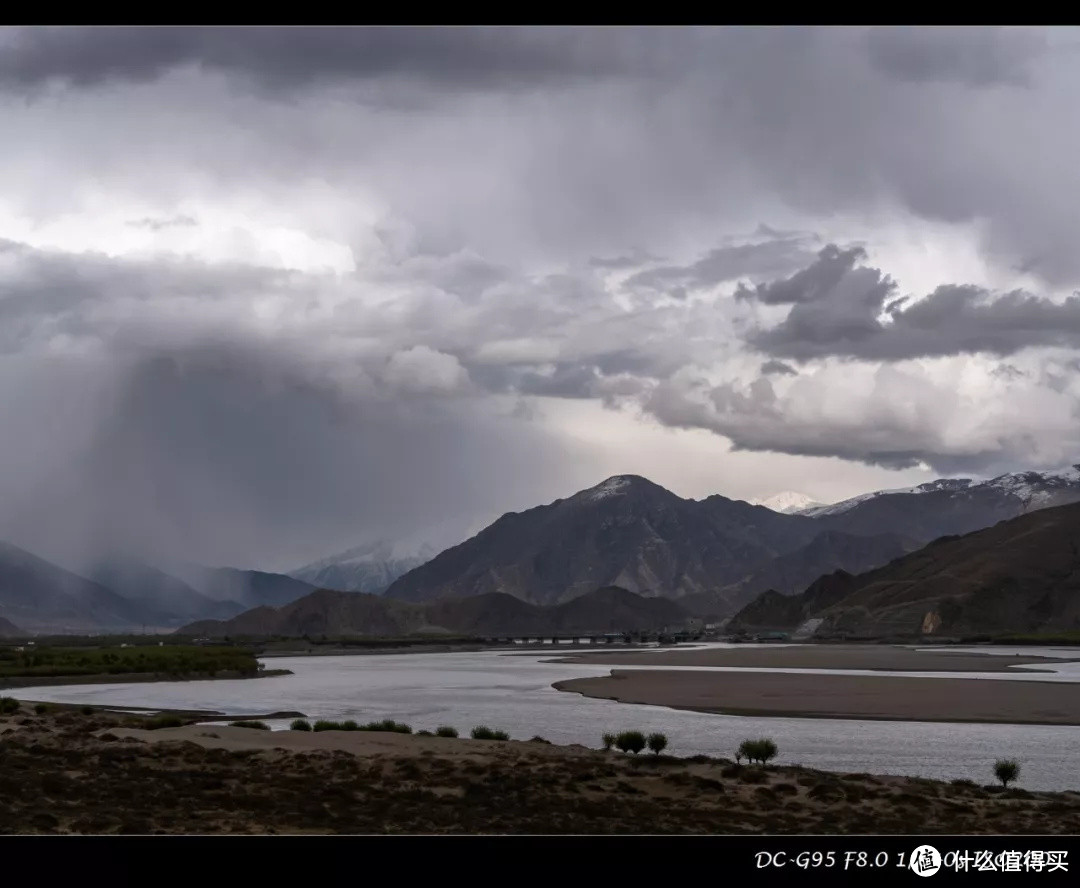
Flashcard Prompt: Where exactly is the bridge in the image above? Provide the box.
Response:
[482,631,702,646]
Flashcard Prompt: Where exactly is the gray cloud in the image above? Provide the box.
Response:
[760,360,797,376]
[0,26,691,92]
[4,27,1079,287]
[126,213,197,231]
[0,240,609,570]
[865,26,1045,87]
[744,245,1080,361]
[624,234,817,293]
[3,26,1080,568]
[588,248,666,270]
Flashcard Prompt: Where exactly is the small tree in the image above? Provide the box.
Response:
[602,732,616,751]
[647,732,668,756]
[615,730,647,755]
[994,758,1020,789]
[758,737,778,765]
[739,737,778,765]
[737,739,755,764]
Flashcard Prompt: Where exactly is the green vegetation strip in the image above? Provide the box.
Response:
[0,645,260,678]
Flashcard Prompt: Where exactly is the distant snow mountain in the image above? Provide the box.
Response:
[290,540,437,594]
[757,491,826,514]
[800,467,1080,519]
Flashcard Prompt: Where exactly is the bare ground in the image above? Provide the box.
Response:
[2,703,1080,834]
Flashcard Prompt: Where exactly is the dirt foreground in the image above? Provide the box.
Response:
[3,703,1080,834]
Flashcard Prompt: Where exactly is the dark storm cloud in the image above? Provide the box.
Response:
[0,240,606,569]
[1,336,598,573]
[743,245,1080,361]
[865,26,1045,87]
[4,26,1078,288]
[0,26,689,91]
[624,235,816,293]
[760,360,797,376]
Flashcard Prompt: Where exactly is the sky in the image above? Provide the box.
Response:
[2,25,1080,572]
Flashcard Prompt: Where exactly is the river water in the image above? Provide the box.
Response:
[14,644,1080,791]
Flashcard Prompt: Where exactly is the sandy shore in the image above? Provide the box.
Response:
[555,669,1080,725]
[550,643,1073,673]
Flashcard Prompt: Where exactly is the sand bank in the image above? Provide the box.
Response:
[549,644,1072,673]
[555,669,1080,725]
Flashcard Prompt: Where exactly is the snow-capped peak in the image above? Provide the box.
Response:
[798,480,975,518]
[582,475,636,502]
[756,491,825,514]
[295,539,436,572]
[797,465,1080,519]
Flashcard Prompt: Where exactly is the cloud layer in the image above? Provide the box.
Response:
[0,26,1078,568]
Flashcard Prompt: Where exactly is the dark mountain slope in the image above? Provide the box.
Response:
[0,541,148,633]
[731,501,1080,638]
[177,566,318,609]
[181,584,691,638]
[0,616,23,636]
[85,558,243,625]
[384,475,822,607]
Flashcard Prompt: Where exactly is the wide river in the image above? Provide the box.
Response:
[15,644,1080,791]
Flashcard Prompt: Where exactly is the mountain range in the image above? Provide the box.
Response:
[380,467,1080,618]
[181,585,691,639]
[5,464,1080,635]
[728,499,1080,639]
[0,544,317,635]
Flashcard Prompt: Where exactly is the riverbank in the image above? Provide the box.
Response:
[554,669,1080,726]
[549,643,1075,673]
[2,701,1079,834]
[0,668,291,691]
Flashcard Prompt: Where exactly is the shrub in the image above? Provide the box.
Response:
[601,732,616,751]
[491,729,510,741]
[361,719,412,734]
[994,758,1020,789]
[228,720,270,730]
[33,703,51,715]
[416,729,433,736]
[471,725,509,740]
[739,737,779,765]
[615,730,647,755]
[435,725,459,738]
[290,719,312,731]
[143,715,184,730]
[80,705,94,715]
[530,736,551,744]
[312,720,342,732]
[0,696,20,714]
[646,732,668,756]
[342,720,359,731]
